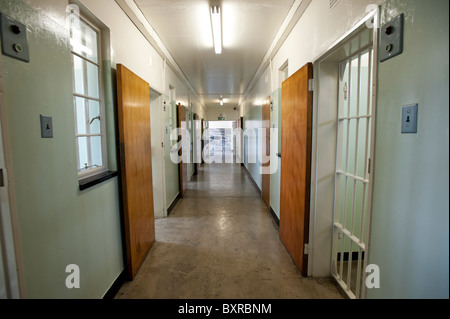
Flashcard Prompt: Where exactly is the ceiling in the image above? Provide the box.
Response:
[133,0,295,109]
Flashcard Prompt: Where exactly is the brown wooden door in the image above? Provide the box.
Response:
[116,64,155,279]
[261,97,271,209]
[177,103,188,198]
[279,63,313,276]
[193,113,199,175]
[237,116,244,166]
[201,119,205,164]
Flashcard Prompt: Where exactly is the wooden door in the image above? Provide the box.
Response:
[177,103,188,198]
[237,116,244,166]
[193,113,199,175]
[261,97,271,209]
[201,119,205,165]
[116,64,155,280]
[279,63,313,276]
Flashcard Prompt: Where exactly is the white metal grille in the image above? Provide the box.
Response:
[331,47,374,299]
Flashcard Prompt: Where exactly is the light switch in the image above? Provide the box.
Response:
[401,104,418,134]
[40,115,53,138]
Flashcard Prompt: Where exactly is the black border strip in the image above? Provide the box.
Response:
[167,193,181,216]
[270,206,280,226]
[242,164,262,195]
[103,269,126,299]
[79,171,118,191]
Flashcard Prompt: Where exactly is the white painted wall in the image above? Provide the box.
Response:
[207,106,240,121]
[81,0,206,198]
[368,0,449,299]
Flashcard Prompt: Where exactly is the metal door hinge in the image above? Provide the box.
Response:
[120,143,125,167]
[0,169,5,187]
[308,79,314,92]
[304,243,310,255]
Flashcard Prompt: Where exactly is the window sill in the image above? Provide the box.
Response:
[79,171,118,191]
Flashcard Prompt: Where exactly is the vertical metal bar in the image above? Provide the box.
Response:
[350,55,362,237]
[363,49,372,181]
[362,9,380,298]
[331,60,343,281]
[355,247,363,298]
[360,49,372,245]
[346,240,353,291]
[339,58,352,282]
[85,98,92,167]
[346,54,362,296]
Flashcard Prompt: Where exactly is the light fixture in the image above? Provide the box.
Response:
[219,97,224,106]
[210,5,222,54]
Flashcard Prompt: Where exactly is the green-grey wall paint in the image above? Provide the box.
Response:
[270,89,282,219]
[164,99,180,206]
[367,0,449,299]
[0,1,124,298]
[244,106,262,190]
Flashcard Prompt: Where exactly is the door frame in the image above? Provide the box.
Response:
[150,88,167,218]
[177,103,188,198]
[0,51,23,298]
[261,97,271,209]
[309,9,380,297]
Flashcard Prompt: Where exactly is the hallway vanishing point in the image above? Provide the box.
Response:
[116,163,345,299]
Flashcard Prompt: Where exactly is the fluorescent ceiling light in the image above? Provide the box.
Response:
[219,97,224,106]
[211,6,222,54]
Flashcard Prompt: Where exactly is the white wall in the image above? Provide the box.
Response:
[207,106,240,121]
[81,0,206,190]
[368,0,449,299]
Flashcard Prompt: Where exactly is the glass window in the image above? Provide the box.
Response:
[70,16,106,178]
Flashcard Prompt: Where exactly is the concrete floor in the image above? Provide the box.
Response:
[115,163,345,299]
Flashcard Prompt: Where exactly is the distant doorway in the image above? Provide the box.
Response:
[207,121,236,163]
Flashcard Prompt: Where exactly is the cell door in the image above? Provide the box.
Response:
[331,47,375,299]
[116,64,155,279]
[279,63,313,277]
[261,97,271,209]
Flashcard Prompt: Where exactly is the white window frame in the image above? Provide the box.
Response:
[70,15,107,180]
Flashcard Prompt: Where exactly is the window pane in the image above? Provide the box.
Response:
[77,136,88,171]
[88,100,101,134]
[90,136,103,168]
[77,136,103,172]
[74,97,87,135]
[74,98,101,135]
[70,18,98,64]
[72,55,99,99]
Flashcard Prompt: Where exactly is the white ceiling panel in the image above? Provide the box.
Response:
[134,0,295,108]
